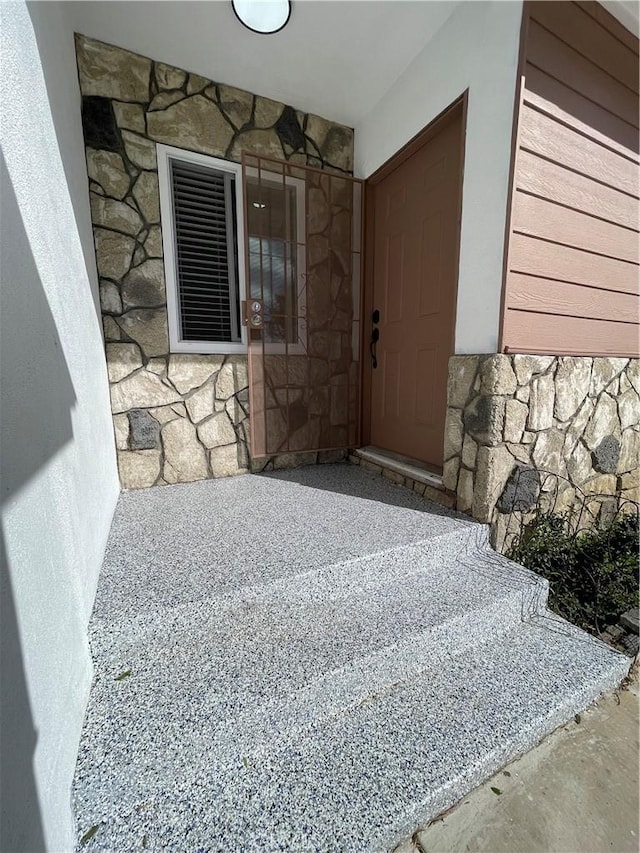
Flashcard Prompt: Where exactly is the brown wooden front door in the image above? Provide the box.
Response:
[368,103,464,469]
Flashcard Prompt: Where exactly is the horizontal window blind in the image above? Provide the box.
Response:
[170,159,240,343]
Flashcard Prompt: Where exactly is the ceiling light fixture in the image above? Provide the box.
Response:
[232,0,291,34]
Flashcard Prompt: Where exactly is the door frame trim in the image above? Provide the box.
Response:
[359,92,469,449]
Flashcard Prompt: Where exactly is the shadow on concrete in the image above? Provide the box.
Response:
[0,152,77,852]
[261,461,463,520]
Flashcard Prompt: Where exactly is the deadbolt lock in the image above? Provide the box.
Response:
[243,299,264,328]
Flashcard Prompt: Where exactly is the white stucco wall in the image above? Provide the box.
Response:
[0,3,120,850]
[355,0,524,355]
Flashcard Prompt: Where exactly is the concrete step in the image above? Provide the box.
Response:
[76,535,547,823]
[74,613,628,852]
[91,466,477,623]
[73,467,630,851]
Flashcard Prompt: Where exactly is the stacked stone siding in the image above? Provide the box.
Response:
[444,355,640,549]
[75,34,354,489]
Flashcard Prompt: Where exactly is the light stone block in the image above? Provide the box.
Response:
[473,445,514,523]
[86,149,130,200]
[185,381,215,423]
[566,439,592,486]
[110,369,181,413]
[168,354,222,394]
[618,388,640,431]
[155,62,187,90]
[528,373,555,431]
[461,434,477,469]
[504,399,528,444]
[103,316,122,341]
[76,35,151,102]
[583,393,620,450]
[186,74,210,96]
[144,225,163,258]
[479,355,517,395]
[618,428,640,474]
[113,414,129,450]
[554,357,591,422]
[122,131,158,170]
[627,360,640,395]
[94,229,136,280]
[444,409,464,461]
[447,356,479,408]
[254,96,283,128]
[148,91,184,112]
[90,194,143,236]
[117,450,161,489]
[147,95,234,158]
[457,468,474,513]
[532,429,566,477]
[116,308,168,358]
[162,418,209,483]
[230,128,284,162]
[106,342,142,383]
[112,101,146,133]
[198,413,237,449]
[590,358,629,397]
[513,355,555,386]
[210,444,242,477]
[219,84,253,130]
[99,280,122,315]
[132,171,160,223]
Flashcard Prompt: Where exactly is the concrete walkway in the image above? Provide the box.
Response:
[403,673,639,853]
[72,464,630,851]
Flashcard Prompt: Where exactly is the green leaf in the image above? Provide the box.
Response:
[115,669,132,681]
[242,756,249,768]
[142,834,148,848]
[574,713,581,724]
[490,786,502,796]
[80,825,99,845]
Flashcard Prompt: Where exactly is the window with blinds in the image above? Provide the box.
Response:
[169,158,240,344]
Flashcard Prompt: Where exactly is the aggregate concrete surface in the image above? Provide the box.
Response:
[407,672,639,853]
[73,464,631,851]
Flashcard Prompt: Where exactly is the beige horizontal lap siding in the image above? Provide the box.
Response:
[501,0,640,357]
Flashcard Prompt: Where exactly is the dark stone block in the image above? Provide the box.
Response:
[591,435,620,474]
[620,607,639,635]
[276,106,305,151]
[497,465,541,513]
[127,409,160,450]
[82,96,121,152]
[463,395,492,437]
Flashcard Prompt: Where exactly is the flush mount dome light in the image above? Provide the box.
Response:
[232,0,291,34]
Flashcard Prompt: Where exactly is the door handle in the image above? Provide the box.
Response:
[370,327,379,369]
[370,308,380,369]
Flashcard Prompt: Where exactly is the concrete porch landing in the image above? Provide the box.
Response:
[73,464,629,851]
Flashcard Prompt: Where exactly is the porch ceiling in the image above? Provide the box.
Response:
[60,0,459,126]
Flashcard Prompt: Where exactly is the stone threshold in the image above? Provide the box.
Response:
[349,446,456,510]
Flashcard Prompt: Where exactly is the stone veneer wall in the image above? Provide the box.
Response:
[443,355,640,549]
[75,34,354,488]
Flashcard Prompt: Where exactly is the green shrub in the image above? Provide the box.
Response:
[508,510,639,634]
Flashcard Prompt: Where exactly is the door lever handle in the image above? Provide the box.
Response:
[370,327,379,369]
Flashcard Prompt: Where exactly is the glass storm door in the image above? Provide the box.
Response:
[242,154,363,458]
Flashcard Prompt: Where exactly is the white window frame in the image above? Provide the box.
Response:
[158,144,248,355]
[158,143,307,356]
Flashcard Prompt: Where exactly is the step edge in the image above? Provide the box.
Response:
[380,652,631,852]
